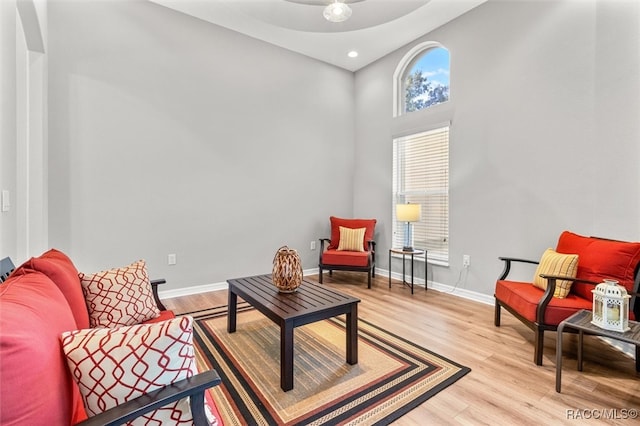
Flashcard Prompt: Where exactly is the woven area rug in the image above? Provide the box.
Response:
[186,304,470,425]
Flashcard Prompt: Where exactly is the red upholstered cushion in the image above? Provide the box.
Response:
[328,216,376,251]
[0,271,83,426]
[495,280,594,326]
[143,309,176,324]
[556,231,640,300]
[21,249,90,329]
[322,249,371,267]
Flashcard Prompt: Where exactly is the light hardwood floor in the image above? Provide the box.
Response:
[164,272,640,425]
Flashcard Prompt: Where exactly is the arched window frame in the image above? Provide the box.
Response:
[391,41,451,266]
[393,41,449,118]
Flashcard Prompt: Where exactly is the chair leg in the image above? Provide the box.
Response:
[319,267,323,284]
[534,328,544,365]
[494,300,501,326]
[367,270,371,289]
[372,265,376,277]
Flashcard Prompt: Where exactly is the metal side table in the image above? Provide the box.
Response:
[388,248,427,294]
[556,309,640,392]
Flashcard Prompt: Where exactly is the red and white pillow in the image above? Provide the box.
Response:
[60,316,218,425]
[80,260,160,328]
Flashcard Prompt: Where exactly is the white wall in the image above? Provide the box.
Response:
[47,0,355,289]
[354,0,640,295]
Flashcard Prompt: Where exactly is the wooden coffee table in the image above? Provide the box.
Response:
[227,274,360,391]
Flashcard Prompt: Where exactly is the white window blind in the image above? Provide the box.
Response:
[393,126,449,263]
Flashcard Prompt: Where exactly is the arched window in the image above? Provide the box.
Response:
[393,42,450,117]
[392,42,451,264]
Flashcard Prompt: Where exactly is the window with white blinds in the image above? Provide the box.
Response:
[392,126,449,263]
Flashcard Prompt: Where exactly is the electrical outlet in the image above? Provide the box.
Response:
[310,241,317,251]
[168,254,177,265]
[463,254,470,268]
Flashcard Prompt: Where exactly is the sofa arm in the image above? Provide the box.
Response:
[319,238,331,250]
[535,275,600,323]
[497,256,539,280]
[367,240,376,263]
[77,370,221,426]
[150,278,167,311]
[367,240,376,252]
[537,274,598,285]
[318,238,331,264]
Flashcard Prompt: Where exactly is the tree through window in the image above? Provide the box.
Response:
[403,47,450,113]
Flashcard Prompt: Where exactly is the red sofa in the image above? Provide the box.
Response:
[495,231,640,365]
[0,249,221,425]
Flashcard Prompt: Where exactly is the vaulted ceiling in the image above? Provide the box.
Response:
[150,0,487,71]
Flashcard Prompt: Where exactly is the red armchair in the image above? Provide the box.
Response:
[495,231,640,365]
[318,216,377,288]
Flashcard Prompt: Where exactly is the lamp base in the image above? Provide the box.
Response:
[402,246,414,252]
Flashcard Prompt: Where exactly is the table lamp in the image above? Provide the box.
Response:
[396,203,421,251]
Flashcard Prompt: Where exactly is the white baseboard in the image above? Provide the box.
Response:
[160,268,495,307]
[383,268,494,306]
[159,281,229,300]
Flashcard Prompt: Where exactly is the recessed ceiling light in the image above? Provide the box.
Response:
[347,51,359,58]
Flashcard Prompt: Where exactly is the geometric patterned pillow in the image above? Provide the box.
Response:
[337,226,366,252]
[79,260,160,328]
[60,316,218,425]
[532,248,579,299]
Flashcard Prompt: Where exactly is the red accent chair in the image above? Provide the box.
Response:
[318,216,377,288]
[494,231,640,365]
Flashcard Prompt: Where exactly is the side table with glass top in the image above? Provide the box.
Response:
[388,248,427,294]
[555,309,640,393]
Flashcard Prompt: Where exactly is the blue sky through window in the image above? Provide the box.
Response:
[412,47,450,88]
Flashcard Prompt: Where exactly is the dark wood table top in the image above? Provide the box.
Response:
[560,309,640,344]
[227,274,360,326]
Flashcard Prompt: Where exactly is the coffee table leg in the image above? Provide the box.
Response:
[281,322,294,391]
[346,304,358,365]
[227,289,237,333]
[556,322,565,392]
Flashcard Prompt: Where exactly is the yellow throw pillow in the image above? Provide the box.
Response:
[337,226,366,252]
[532,248,579,298]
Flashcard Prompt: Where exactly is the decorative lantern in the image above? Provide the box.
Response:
[272,246,303,293]
[591,279,631,332]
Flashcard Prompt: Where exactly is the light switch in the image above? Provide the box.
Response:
[1,190,9,212]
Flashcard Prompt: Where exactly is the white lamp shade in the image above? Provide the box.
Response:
[396,203,421,222]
